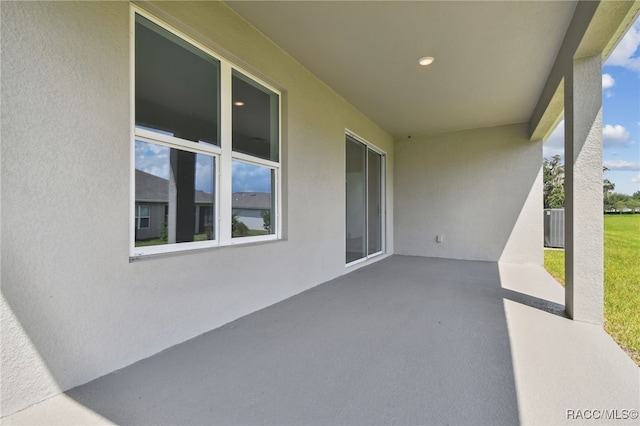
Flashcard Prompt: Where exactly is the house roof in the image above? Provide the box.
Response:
[232,192,271,210]
[135,169,214,204]
[226,1,640,140]
[136,169,270,209]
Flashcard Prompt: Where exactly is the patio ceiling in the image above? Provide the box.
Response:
[226,1,578,138]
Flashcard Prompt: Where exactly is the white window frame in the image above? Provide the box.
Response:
[130,6,281,258]
[345,129,386,267]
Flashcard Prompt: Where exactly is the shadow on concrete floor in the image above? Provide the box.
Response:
[66,256,520,425]
[7,256,638,425]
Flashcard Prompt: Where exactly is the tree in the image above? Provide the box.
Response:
[231,214,249,237]
[543,155,564,208]
[603,166,616,212]
[160,217,168,242]
[627,198,640,213]
[605,192,634,213]
[614,200,627,214]
[603,178,616,212]
[543,158,630,212]
[261,210,271,232]
[629,191,640,213]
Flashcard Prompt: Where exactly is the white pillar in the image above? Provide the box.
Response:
[564,55,603,324]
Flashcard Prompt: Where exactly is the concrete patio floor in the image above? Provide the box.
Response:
[3,256,639,425]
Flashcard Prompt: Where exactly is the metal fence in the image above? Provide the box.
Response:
[544,209,564,248]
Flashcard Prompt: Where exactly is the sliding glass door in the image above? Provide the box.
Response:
[345,134,384,264]
[367,148,382,255]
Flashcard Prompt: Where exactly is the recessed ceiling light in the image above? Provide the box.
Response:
[418,56,435,66]
[234,101,245,107]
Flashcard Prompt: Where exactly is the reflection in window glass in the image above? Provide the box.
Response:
[345,137,366,263]
[135,140,215,246]
[368,149,382,255]
[135,14,220,145]
[136,205,150,229]
[132,11,281,255]
[231,160,274,237]
[232,71,279,162]
[345,135,384,264]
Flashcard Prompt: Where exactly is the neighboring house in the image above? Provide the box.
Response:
[2,0,639,420]
[232,192,271,232]
[134,169,214,241]
[134,169,269,240]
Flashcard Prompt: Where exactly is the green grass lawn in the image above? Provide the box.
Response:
[544,214,640,365]
[135,232,211,247]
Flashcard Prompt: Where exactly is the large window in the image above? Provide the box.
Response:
[132,9,280,256]
[345,133,385,264]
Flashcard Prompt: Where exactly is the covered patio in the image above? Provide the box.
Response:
[5,256,638,425]
[3,0,640,422]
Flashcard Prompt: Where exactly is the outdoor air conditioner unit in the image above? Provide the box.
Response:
[544,208,565,248]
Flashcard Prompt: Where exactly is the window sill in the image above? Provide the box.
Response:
[129,236,283,262]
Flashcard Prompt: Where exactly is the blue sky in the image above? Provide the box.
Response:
[135,140,271,194]
[231,161,271,193]
[543,17,640,196]
[135,140,215,194]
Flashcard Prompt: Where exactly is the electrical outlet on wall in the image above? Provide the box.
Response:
[436,235,444,243]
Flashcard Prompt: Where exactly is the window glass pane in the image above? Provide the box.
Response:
[135,140,215,246]
[231,160,274,237]
[135,14,220,146]
[367,149,382,255]
[232,71,279,161]
[139,205,150,217]
[346,136,366,263]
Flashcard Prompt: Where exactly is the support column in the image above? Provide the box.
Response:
[564,55,603,324]
[169,149,196,244]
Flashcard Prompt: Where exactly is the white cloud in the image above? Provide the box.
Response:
[605,18,640,72]
[602,73,615,89]
[543,120,565,160]
[603,160,640,171]
[232,161,271,193]
[195,154,214,194]
[544,122,634,153]
[632,173,640,183]
[602,72,615,98]
[135,140,170,179]
[603,124,629,140]
[603,124,630,148]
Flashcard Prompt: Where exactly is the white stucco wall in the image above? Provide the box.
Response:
[564,55,604,324]
[394,123,543,264]
[0,1,394,416]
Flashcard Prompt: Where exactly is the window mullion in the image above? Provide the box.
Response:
[219,62,233,245]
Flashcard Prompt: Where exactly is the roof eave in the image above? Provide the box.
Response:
[529,0,640,143]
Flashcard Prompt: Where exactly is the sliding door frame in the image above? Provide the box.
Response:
[345,130,386,266]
